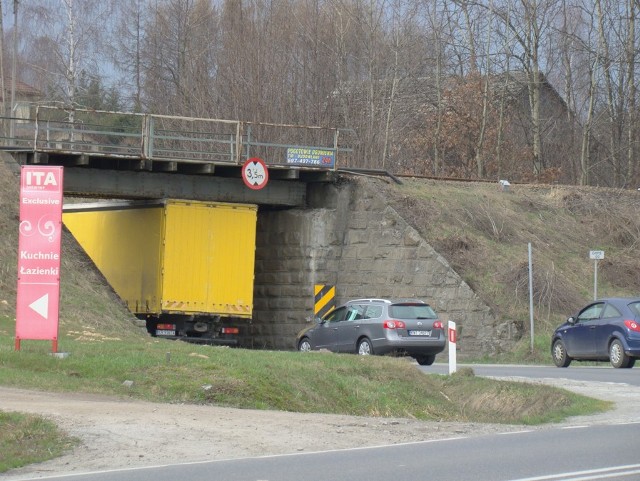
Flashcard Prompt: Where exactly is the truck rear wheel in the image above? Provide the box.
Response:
[145,319,158,336]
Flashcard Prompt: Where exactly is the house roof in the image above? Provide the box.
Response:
[0,77,42,101]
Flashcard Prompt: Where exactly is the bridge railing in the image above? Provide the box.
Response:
[144,115,240,164]
[0,106,348,170]
[34,108,144,157]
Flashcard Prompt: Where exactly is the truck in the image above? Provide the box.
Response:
[62,199,257,345]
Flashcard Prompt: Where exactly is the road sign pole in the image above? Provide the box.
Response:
[589,250,604,301]
[594,259,598,300]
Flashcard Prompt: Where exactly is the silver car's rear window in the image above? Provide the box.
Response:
[389,304,437,319]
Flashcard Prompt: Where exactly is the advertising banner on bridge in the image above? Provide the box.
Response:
[15,166,64,351]
[286,147,335,168]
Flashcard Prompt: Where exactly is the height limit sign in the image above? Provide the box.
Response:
[242,157,269,190]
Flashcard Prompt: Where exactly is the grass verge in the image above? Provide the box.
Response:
[0,314,611,473]
[0,315,610,420]
[0,411,78,472]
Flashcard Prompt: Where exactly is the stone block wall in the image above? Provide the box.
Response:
[249,176,517,358]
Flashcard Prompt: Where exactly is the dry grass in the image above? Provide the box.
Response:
[379,178,640,334]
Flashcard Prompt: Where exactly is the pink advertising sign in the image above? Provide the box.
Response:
[15,166,64,350]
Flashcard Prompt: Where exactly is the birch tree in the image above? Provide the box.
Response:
[20,0,115,108]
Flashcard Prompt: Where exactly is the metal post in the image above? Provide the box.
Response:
[147,115,154,159]
[528,243,534,353]
[246,124,252,159]
[235,122,243,164]
[333,128,339,170]
[594,259,598,300]
[589,250,604,300]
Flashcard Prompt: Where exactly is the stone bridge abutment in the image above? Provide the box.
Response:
[251,177,518,358]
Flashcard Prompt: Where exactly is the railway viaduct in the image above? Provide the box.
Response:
[1,108,518,358]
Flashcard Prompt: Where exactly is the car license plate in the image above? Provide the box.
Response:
[408,330,431,336]
[156,329,175,336]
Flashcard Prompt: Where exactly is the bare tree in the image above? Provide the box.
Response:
[624,0,637,186]
[471,0,562,177]
[111,0,146,110]
[141,0,219,117]
[4,0,638,188]
[592,0,640,187]
[0,0,6,126]
[466,1,493,177]
[20,0,115,107]
[562,1,600,185]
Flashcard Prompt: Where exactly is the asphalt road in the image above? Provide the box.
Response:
[423,362,640,386]
[9,364,640,481]
[14,421,640,481]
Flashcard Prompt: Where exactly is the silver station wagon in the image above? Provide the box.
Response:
[296,298,446,365]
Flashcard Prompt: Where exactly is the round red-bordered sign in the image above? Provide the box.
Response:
[242,157,269,190]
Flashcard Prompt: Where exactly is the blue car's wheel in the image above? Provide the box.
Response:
[552,339,571,367]
[609,339,633,368]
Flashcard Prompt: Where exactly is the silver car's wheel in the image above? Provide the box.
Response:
[298,338,312,352]
[416,354,436,366]
[610,339,632,368]
[357,338,373,355]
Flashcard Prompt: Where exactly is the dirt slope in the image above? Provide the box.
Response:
[377,177,640,340]
[0,152,141,338]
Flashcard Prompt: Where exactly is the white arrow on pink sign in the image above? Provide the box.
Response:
[28,294,50,319]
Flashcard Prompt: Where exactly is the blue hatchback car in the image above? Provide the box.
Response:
[551,298,640,368]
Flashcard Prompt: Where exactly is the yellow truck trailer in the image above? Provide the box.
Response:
[62,199,257,345]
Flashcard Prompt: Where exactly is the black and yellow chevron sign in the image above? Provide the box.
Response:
[314,284,336,319]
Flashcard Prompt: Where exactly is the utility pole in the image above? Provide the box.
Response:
[0,1,6,130]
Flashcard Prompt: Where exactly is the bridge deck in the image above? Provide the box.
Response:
[1,107,351,184]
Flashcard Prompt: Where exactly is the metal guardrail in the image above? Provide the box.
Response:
[0,106,349,170]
